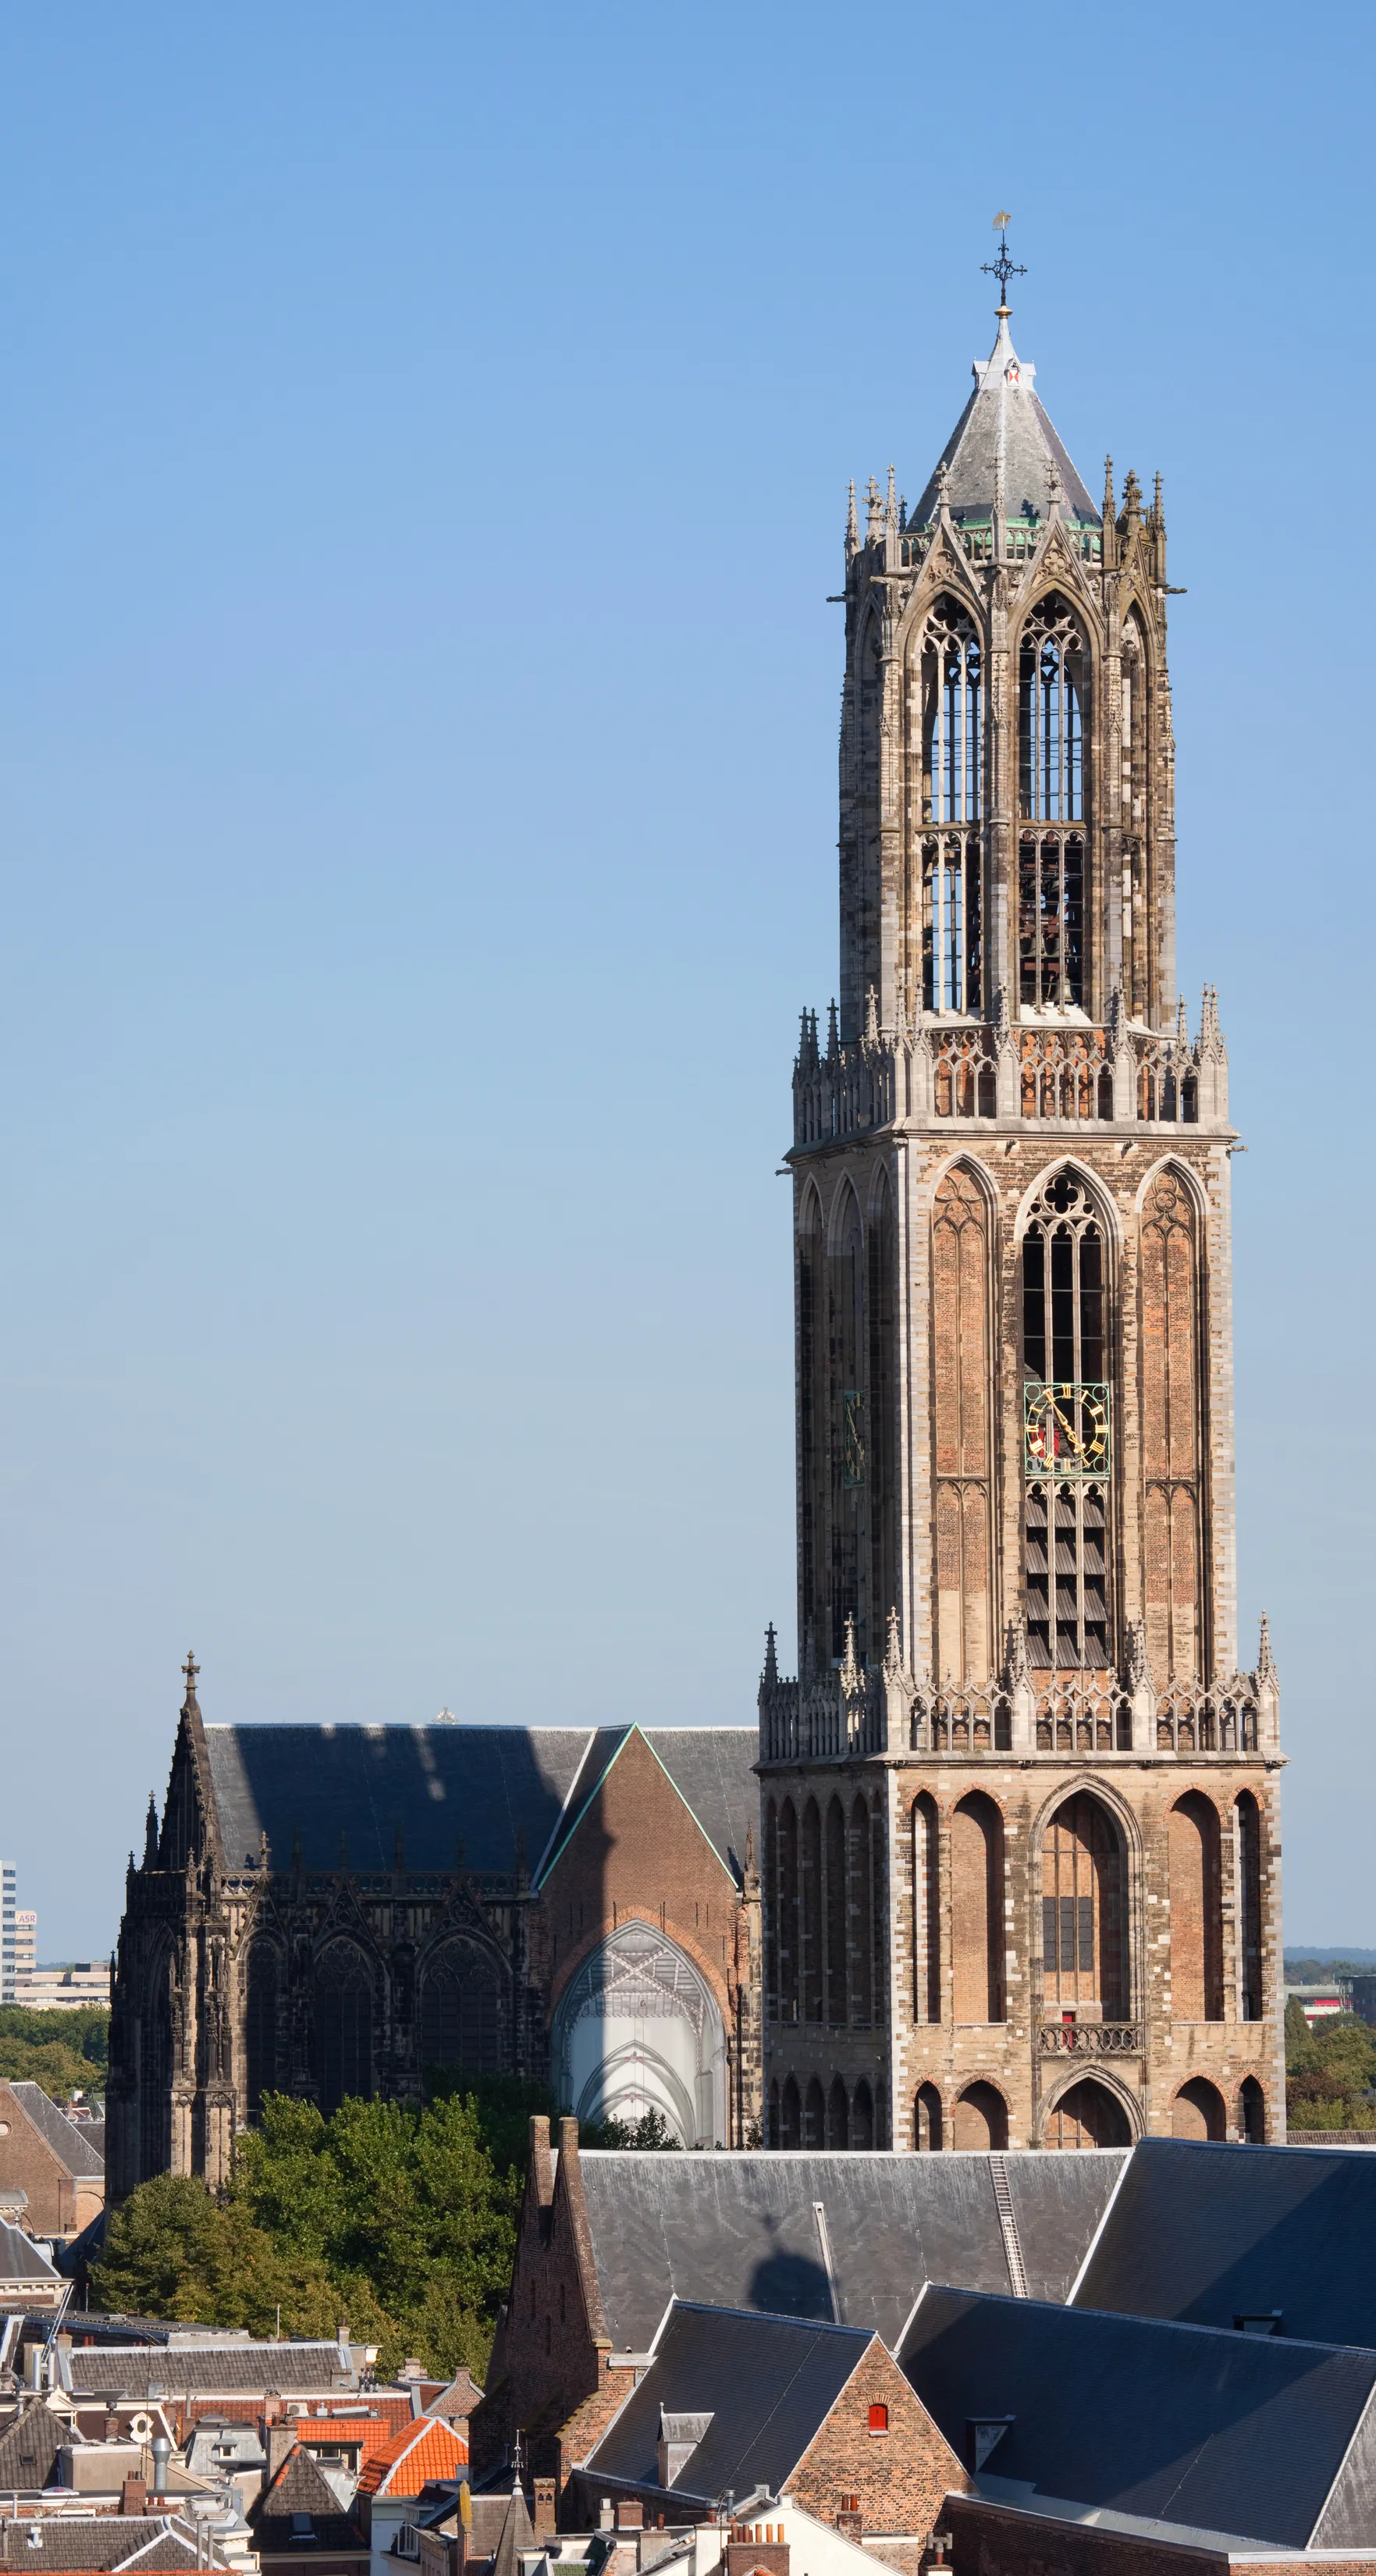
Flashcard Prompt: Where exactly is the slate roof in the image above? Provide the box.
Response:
[0,2398,64,2490]
[584,2301,873,2504]
[251,2442,365,2554]
[909,315,1099,533]
[5,2084,106,2179]
[202,1724,756,1885]
[901,2286,1376,2551]
[1072,2135,1376,2350]
[0,2520,228,2571]
[62,2339,354,2398]
[0,2220,60,2283]
[573,2148,1123,2353]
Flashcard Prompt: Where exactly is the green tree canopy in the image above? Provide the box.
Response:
[0,2005,109,2102]
[1285,2006,1376,2131]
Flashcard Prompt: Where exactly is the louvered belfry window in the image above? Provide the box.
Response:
[1019,595,1086,1008]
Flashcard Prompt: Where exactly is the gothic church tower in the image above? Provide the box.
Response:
[759,244,1282,2153]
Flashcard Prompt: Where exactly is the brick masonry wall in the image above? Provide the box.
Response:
[0,2083,93,2233]
[790,2339,969,2542]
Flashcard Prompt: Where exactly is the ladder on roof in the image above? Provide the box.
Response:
[989,2156,1029,2298]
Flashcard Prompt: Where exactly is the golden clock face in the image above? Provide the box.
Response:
[1024,1381,1111,1479]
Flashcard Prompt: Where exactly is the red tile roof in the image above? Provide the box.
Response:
[356,2416,468,2500]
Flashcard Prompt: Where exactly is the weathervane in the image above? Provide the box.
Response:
[981,210,1026,315]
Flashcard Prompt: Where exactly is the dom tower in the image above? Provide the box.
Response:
[759,240,1283,2154]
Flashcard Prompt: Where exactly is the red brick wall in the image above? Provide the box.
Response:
[0,2083,96,2234]
[790,2339,969,2541]
[541,1731,743,2030]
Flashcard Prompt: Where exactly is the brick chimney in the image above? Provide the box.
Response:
[267,2422,299,2482]
[120,2477,148,2517]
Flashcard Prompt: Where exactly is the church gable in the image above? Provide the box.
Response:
[539,1727,741,1993]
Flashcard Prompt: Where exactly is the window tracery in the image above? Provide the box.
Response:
[1019,596,1087,1009]
[1041,1795,1128,2020]
[1119,617,1147,1016]
[916,599,983,1015]
[1022,1172,1110,1670]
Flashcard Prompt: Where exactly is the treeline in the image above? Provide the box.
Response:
[1285,1998,1376,2130]
[0,2003,108,2101]
[92,2078,674,2379]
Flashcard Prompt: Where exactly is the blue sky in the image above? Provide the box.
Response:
[0,2,1368,1953]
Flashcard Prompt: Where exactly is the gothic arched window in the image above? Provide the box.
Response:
[912,1793,940,2025]
[419,1941,507,2077]
[1236,1792,1262,2023]
[1019,596,1084,820]
[244,1937,279,2118]
[922,598,982,824]
[1018,596,1087,1009]
[1042,1793,1128,2020]
[1120,615,1147,1016]
[312,1941,375,2115]
[917,600,983,1016]
[1022,1172,1111,1670]
[951,1791,1004,2023]
[829,1187,865,1659]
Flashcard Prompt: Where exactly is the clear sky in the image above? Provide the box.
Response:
[0,2,1368,1955]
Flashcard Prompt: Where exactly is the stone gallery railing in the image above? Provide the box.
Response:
[791,992,1228,1144]
[1038,2021,1143,2057]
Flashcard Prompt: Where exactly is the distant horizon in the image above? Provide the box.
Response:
[1284,1946,1376,1963]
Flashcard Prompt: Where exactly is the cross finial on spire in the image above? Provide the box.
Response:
[981,211,1026,317]
[181,1651,199,1706]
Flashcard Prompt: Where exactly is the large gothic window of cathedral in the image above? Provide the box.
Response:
[931,1165,992,1688]
[140,1941,174,2179]
[1140,1168,1203,1686]
[798,1187,826,1667]
[1120,616,1147,1018]
[1022,1175,1110,1669]
[551,1920,727,2147]
[912,1792,940,2024]
[921,597,982,824]
[867,1170,897,1638]
[1022,1171,1111,1671]
[311,1942,375,2114]
[1018,594,1087,1010]
[829,1186,866,1658]
[418,1941,507,2077]
[244,1937,279,2118]
[916,599,983,1013]
[1041,1794,1129,2022]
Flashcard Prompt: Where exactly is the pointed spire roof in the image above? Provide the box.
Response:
[909,313,1098,534]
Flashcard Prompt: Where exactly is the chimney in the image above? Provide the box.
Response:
[532,2479,556,2543]
[120,2476,148,2517]
[267,2422,299,2482]
[614,2502,642,2531]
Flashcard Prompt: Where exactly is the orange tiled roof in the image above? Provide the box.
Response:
[356,2416,468,2500]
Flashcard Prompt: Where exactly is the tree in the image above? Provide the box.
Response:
[1285,2007,1376,2132]
[0,2005,110,2103]
[91,2173,336,2335]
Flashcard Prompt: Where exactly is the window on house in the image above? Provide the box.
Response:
[868,2404,889,2433]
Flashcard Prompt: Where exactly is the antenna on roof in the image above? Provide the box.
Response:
[981,212,1026,318]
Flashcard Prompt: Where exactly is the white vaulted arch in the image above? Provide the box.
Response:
[551,1920,727,2147]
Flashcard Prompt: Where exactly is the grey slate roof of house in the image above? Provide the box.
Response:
[573,2148,1124,2354]
[1072,2135,1376,2349]
[6,2082,106,2179]
[0,2218,59,2282]
[908,315,1099,532]
[0,2521,228,2571]
[0,2398,64,2490]
[583,2301,872,2505]
[251,2442,364,2554]
[62,2339,355,2397]
[202,1724,756,1885]
[902,2285,1376,2551]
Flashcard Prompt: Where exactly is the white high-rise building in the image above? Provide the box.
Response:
[0,1863,16,2005]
